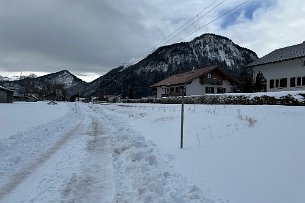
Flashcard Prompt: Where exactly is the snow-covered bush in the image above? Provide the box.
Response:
[237,109,257,128]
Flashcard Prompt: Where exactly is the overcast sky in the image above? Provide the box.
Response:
[0,0,304,82]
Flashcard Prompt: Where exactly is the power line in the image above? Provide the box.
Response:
[161,0,221,43]
[162,0,226,46]
[131,0,251,64]
[181,0,251,41]
[144,0,226,57]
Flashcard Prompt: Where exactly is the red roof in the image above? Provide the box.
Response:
[151,66,237,87]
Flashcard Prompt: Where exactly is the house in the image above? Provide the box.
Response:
[11,88,39,102]
[151,66,239,98]
[12,88,26,101]
[247,41,305,92]
[0,86,13,103]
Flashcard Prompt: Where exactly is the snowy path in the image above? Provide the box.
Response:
[2,102,303,202]
[0,103,220,203]
[0,104,115,203]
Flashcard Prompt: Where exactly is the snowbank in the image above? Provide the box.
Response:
[94,105,220,202]
[101,103,305,203]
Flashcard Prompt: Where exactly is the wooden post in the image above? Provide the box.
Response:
[180,86,184,149]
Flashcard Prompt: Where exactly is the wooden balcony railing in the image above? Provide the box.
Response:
[201,78,223,85]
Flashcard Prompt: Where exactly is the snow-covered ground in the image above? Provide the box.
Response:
[0,102,214,202]
[101,103,305,203]
[1,102,304,203]
[0,102,69,140]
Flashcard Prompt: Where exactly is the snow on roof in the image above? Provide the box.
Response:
[247,41,305,67]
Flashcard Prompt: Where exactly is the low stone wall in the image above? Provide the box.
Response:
[122,93,305,106]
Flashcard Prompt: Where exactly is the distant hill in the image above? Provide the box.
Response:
[80,33,258,98]
[2,70,87,96]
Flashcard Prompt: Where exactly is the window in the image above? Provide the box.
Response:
[205,87,214,93]
[207,73,212,79]
[170,87,174,93]
[280,78,287,88]
[302,77,305,86]
[297,77,302,86]
[270,79,275,88]
[217,87,226,93]
[175,87,180,93]
[275,79,279,88]
[303,60,305,67]
[290,77,295,87]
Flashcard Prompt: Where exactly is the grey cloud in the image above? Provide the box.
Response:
[0,0,162,74]
[2,0,299,80]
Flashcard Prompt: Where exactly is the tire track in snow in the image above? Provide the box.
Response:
[60,113,115,203]
[0,104,83,201]
[1,104,116,202]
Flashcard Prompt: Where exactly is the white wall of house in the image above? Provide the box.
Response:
[186,78,204,96]
[156,86,166,98]
[185,78,232,95]
[221,80,233,92]
[155,79,234,98]
[253,57,305,92]
[201,80,232,94]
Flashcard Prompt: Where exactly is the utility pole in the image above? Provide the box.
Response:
[180,86,185,149]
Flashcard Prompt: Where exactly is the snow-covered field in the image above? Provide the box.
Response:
[0,102,304,203]
[0,102,69,140]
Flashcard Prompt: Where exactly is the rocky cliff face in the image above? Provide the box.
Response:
[83,33,258,98]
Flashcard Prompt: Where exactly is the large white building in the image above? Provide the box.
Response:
[151,66,239,98]
[248,41,305,92]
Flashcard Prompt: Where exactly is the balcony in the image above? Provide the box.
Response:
[201,78,223,85]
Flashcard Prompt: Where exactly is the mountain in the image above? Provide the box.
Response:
[2,70,87,96]
[37,70,85,88]
[1,33,258,98]
[35,70,87,96]
[82,33,258,98]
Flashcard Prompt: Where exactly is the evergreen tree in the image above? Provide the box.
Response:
[128,87,134,99]
[254,71,267,92]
